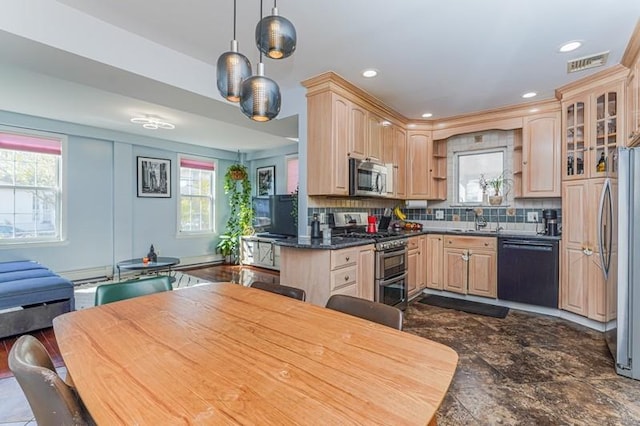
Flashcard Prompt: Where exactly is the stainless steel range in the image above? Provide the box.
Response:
[330,212,408,310]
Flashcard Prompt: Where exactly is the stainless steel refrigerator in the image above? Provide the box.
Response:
[604,147,640,380]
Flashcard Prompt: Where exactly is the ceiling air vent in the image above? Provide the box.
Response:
[567,51,609,73]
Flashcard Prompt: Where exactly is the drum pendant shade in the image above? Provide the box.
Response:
[239,62,281,122]
[255,5,297,59]
[216,0,251,102]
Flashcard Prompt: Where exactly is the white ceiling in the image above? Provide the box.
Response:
[0,1,639,152]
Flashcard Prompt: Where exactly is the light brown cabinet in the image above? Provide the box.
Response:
[443,236,497,298]
[514,111,561,197]
[279,244,375,306]
[307,91,350,196]
[348,102,368,160]
[382,123,407,198]
[562,78,625,181]
[406,130,446,200]
[561,179,617,321]
[348,102,384,163]
[426,234,444,290]
[407,235,427,298]
[627,54,640,146]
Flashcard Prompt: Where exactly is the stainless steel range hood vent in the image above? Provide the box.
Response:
[567,51,609,73]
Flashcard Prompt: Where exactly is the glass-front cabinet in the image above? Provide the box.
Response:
[564,97,587,179]
[563,80,624,180]
[593,90,619,176]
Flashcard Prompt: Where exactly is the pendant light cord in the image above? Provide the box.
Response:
[259,0,263,63]
[233,0,237,40]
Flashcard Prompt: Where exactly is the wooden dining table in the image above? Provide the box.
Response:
[53,282,458,425]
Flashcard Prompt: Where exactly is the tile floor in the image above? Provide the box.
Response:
[2,265,640,425]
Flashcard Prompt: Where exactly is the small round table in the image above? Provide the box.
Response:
[116,257,180,281]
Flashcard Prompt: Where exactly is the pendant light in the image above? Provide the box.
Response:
[255,0,296,59]
[240,0,281,122]
[216,0,251,102]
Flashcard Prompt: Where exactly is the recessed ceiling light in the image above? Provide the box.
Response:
[421,113,433,118]
[285,137,299,142]
[559,41,582,53]
[362,69,378,78]
[522,92,537,99]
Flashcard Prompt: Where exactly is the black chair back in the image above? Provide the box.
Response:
[326,294,403,330]
[251,281,306,301]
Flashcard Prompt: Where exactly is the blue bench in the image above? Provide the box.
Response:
[0,261,75,338]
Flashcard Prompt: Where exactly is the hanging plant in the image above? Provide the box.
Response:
[216,163,254,263]
[228,164,248,181]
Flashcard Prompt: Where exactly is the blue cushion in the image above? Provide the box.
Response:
[0,261,74,310]
[0,269,55,283]
[0,261,44,274]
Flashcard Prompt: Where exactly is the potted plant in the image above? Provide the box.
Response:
[228,163,248,181]
[217,163,254,263]
[487,173,509,205]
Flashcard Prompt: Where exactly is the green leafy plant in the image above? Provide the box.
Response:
[217,163,254,263]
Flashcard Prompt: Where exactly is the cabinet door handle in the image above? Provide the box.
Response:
[583,247,593,256]
[484,242,489,246]
[523,161,527,165]
[344,275,350,281]
[345,256,350,262]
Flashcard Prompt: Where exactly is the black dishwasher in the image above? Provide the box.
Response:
[497,238,559,308]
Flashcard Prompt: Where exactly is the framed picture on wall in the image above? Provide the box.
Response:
[256,165,275,197]
[137,156,171,198]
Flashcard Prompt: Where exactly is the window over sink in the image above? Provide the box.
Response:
[455,148,505,204]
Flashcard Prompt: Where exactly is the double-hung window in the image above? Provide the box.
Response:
[179,156,215,234]
[0,130,63,243]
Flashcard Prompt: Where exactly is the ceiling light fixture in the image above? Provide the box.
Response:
[256,0,297,59]
[217,0,252,102]
[130,116,175,130]
[362,69,378,78]
[559,41,582,53]
[522,92,537,99]
[421,113,433,118]
[240,0,281,122]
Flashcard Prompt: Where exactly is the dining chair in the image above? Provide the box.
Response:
[95,275,172,305]
[251,281,306,301]
[8,334,94,426]
[325,294,403,330]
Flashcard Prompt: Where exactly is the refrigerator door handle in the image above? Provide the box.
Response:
[598,179,611,280]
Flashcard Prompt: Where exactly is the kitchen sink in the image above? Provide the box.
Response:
[448,228,498,234]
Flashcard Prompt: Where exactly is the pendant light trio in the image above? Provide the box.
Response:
[216,0,296,122]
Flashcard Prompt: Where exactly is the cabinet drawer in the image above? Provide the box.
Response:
[445,236,496,250]
[331,266,357,290]
[331,248,358,269]
[331,283,359,297]
[408,236,420,251]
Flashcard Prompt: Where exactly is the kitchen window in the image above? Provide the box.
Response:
[179,156,215,234]
[0,129,64,244]
[456,149,505,204]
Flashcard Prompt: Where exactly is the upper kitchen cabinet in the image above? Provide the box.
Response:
[623,21,640,147]
[515,111,561,197]
[306,90,350,196]
[382,124,407,198]
[406,130,446,200]
[303,72,407,197]
[348,102,383,162]
[558,66,627,180]
[407,130,431,199]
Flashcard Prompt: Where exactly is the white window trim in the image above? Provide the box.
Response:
[0,125,67,248]
[454,147,506,206]
[176,154,216,238]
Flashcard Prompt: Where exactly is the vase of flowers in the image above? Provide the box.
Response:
[488,174,504,205]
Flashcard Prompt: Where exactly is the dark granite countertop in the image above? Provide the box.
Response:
[274,236,375,249]
[274,229,560,250]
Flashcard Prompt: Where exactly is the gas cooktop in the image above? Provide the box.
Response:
[342,231,405,242]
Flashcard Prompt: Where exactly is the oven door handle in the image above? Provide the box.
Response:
[378,271,408,286]
[379,246,408,259]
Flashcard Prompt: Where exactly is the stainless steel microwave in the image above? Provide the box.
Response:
[349,158,393,197]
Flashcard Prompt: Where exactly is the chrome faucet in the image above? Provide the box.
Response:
[475,213,487,230]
